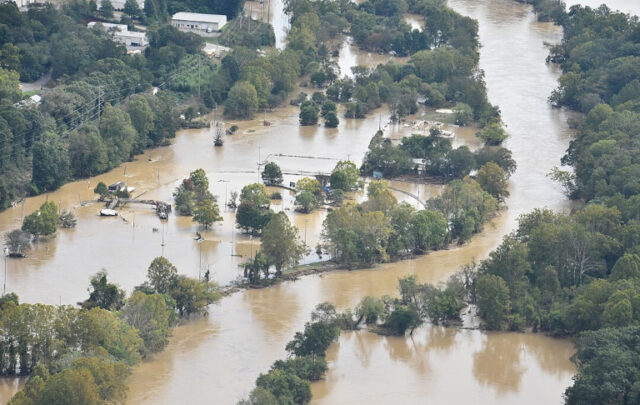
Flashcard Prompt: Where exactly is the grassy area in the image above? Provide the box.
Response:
[419,110,457,124]
[22,89,40,97]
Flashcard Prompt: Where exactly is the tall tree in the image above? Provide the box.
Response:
[261,213,305,275]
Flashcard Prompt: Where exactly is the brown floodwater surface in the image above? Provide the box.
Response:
[0,0,590,402]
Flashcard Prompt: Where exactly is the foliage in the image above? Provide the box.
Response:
[173,169,214,216]
[260,213,305,275]
[261,162,283,185]
[236,201,274,235]
[146,256,178,294]
[5,229,31,257]
[565,326,640,405]
[193,200,222,229]
[240,183,271,208]
[476,123,508,145]
[299,100,319,126]
[475,162,510,201]
[294,191,318,213]
[22,201,60,238]
[120,292,171,354]
[475,274,511,330]
[225,81,258,119]
[80,271,125,311]
[329,160,359,192]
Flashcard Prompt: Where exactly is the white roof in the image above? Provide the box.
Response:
[88,22,128,32]
[117,31,147,39]
[172,12,226,24]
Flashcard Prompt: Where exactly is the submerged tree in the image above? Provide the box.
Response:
[261,213,305,276]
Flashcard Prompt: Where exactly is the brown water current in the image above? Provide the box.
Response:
[0,0,596,403]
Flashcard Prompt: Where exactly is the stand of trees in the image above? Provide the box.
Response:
[321,177,499,268]
[0,2,215,210]
[362,130,516,183]
[7,257,219,404]
[466,6,640,403]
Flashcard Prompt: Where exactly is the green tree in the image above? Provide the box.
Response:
[0,67,20,102]
[255,370,311,405]
[476,274,511,330]
[32,139,70,193]
[294,190,318,213]
[410,209,448,252]
[99,104,138,167]
[147,257,178,294]
[355,296,385,325]
[37,368,100,405]
[80,271,125,311]
[271,357,328,382]
[329,160,359,191]
[225,81,258,119]
[70,357,129,403]
[93,182,109,200]
[123,0,142,17]
[128,97,154,146]
[324,111,339,128]
[384,306,421,335]
[262,162,283,185]
[193,200,222,229]
[171,276,219,316]
[476,162,510,201]
[240,183,270,208]
[285,321,340,358]
[22,201,60,238]
[299,100,318,126]
[610,254,640,280]
[476,123,508,145]
[121,292,171,354]
[261,212,305,275]
[99,0,114,18]
[236,201,273,234]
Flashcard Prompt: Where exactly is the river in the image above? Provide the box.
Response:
[0,0,610,402]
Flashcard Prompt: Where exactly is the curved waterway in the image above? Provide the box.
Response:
[0,0,592,402]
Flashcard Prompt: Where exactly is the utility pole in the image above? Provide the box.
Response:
[3,248,8,296]
[267,0,271,24]
[197,54,201,100]
[258,146,261,180]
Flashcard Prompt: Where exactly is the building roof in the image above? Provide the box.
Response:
[171,12,227,24]
[87,22,128,32]
[117,31,147,39]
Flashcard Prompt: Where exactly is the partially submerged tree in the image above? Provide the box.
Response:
[5,229,31,257]
[80,271,125,311]
[261,213,305,276]
[262,162,283,186]
[22,201,60,239]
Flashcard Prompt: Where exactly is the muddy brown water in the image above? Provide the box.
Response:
[2,0,626,403]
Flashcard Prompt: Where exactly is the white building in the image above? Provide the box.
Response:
[171,12,227,33]
[87,22,148,47]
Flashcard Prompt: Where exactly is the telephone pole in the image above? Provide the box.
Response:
[197,55,201,100]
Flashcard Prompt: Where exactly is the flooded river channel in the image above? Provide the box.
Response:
[0,0,617,403]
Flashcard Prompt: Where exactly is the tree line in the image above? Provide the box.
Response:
[467,5,640,404]
[6,256,218,404]
[0,1,216,210]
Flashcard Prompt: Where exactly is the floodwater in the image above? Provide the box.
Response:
[0,0,590,403]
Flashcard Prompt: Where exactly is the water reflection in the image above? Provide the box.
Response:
[473,332,526,394]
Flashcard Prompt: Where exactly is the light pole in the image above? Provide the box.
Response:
[218,179,230,211]
[303,219,308,264]
[3,247,8,296]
